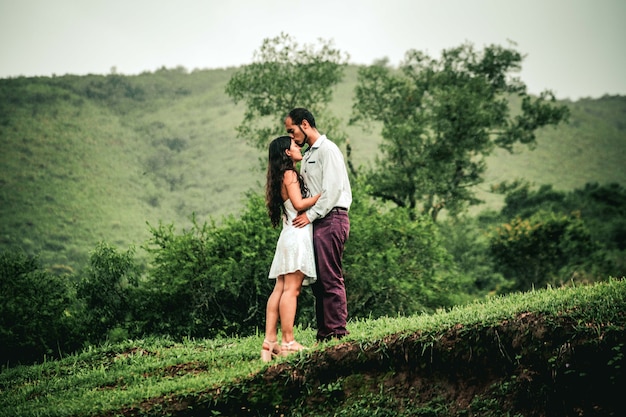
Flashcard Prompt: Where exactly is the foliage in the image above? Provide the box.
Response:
[225,32,350,151]
[1,279,624,417]
[350,43,570,221]
[344,181,467,317]
[136,188,467,339]
[76,243,140,344]
[488,211,599,291]
[499,181,626,250]
[437,215,513,295]
[3,172,623,366]
[0,250,80,365]
[493,181,626,280]
[140,194,282,339]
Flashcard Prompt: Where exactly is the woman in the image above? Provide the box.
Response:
[262,136,320,362]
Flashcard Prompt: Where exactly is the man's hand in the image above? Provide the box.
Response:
[292,212,311,228]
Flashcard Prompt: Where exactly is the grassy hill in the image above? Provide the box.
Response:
[1,66,625,270]
[1,278,624,416]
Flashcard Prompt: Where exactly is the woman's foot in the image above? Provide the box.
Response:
[260,339,281,362]
[280,340,307,356]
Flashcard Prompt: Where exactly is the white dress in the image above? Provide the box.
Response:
[268,199,317,285]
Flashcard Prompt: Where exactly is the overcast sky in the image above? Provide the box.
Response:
[1,0,624,100]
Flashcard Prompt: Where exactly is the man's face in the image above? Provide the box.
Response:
[284,116,307,148]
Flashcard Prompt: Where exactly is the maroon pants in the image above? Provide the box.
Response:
[312,209,350,341]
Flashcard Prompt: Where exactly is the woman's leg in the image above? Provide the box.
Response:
[279,270,304,343]
[265,277,284,342]
[261,277,284,361]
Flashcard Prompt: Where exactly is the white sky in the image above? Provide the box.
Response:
[1,0,624,100]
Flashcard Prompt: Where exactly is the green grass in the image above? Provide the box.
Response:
[2,278,624,416]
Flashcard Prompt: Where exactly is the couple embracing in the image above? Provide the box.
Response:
[261,108,352,362]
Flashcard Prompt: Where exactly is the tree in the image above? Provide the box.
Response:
[351,43,570,221]
[225,33,349,151]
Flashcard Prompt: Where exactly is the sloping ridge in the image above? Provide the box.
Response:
[120,282,625,417]
[254,313,622,416]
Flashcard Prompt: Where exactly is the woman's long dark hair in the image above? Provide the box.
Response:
[266,136,309,228]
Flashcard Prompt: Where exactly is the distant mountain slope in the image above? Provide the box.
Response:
[1,66,625,269]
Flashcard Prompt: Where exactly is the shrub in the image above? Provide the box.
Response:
[141,194,281,339]
[488,211,599,291]
[75,243,139,344]
[344,194,464,318]
[437,215,512,295]
[0,250,79,365]
[139,189,469,339]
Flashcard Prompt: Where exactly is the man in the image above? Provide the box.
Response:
[285,108,352,342]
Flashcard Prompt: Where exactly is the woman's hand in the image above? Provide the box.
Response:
[292,212,311,228]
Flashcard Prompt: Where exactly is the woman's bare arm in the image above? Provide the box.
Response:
[283,170,320,211]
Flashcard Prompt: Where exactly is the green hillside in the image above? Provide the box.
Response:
[480,94,626,211]
[1,66,625,269]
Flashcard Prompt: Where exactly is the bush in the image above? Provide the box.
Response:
[437,214,512,295]
[140,194,281,339]
[138,189,470,339]
[489,211,599,291]
[344,194,465,318]
[76,243,140,344]
[494,181,626,284]
[0,250,79,365]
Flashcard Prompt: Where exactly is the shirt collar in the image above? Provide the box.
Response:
[309,134,326,151]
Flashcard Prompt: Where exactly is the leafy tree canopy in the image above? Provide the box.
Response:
[225,32,349,151]
[351,42,570,221]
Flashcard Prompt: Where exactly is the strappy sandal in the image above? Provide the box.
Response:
[280,340,307,357]
[260,339,281,362]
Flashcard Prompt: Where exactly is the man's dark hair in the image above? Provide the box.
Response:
[288,108,316,128]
